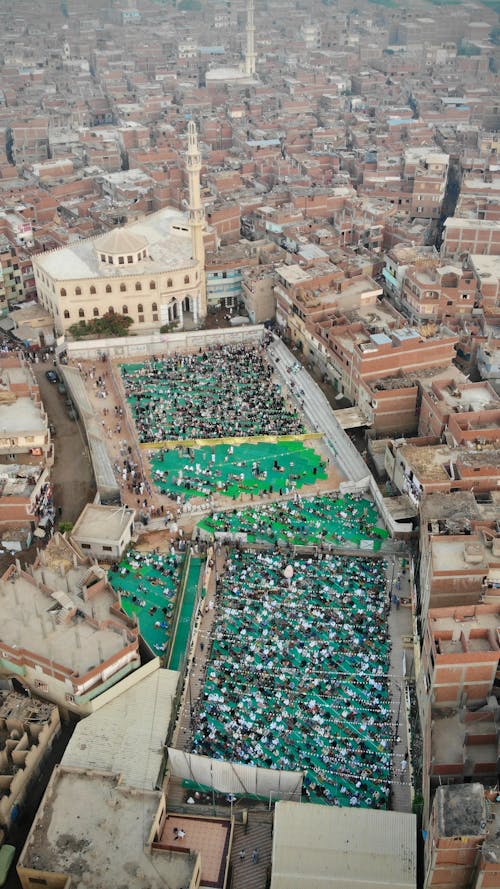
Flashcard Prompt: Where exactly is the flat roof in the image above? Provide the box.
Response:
[431,536,493,573]
[271,802,416,889]
[0,397,45,434]
[62,667,179,789]
[0,568,133,676]
[34,207,197,281]
[19,768,197,889]
[436,783,486,837]
[72,504,135,543]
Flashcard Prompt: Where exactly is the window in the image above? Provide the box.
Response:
[184,274,190,284]
[108,255,114,265]
[60,287,67,297]
[108,306,114,314]
[149,280,156,289]
[34,679,48,692]
[75,286,82,295]
[81,543,91,549]
[64,309,70,319]
[90,285,96,294]
[28,878,48,886]
[167,278,173,287]
[135,282,142,291]
[106,284,112,293]
[127,255,133,263]
[119,256,124,264]
[102,545,113,552]
[153,313,158,321]
[122,305,128,314]
[100,254,106,262]
[137,303,143,313]
[152,302,158,312]
[93,307,99,317]
[78,308,85,318]
[120,283,126,292]
[139,314,145,322]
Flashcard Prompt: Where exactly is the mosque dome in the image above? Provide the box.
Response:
[94,229,149,266]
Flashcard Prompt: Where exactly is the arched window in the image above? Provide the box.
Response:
[135,282,142,291]
[184,275,190,284]
[75,286,82,295]
[167,278,173,287]
[63,309,70,319]
[93,307,99,317]
[90,285,96,295]
[106,284,112,293]
[60,287,67,297]
[122,305,128,315]
[78,308,85,318]
[137,303,143,313]
[152,302,158,312]
[149,280,156,289]
[108,306,114,315]
[120,283,126,292]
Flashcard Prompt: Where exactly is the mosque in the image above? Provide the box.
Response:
[32,122,209,335]
[205,0,258,85]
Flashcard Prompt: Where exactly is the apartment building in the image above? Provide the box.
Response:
[0,534,143,715]
[442,218,500,258]
[0,354,53,525]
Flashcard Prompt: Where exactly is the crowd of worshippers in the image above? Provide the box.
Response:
[198,492,389,547]
[191,550,394,808]
[109,549,182,654]
[121,343,304,443]
[150,442,326,501]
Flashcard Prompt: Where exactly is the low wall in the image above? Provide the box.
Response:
[59,324,266,361]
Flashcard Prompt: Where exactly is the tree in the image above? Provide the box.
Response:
[68,312,134,339]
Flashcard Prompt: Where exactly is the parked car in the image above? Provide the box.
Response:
[68,407,78,421]
[49,423,56,437]
[45,369,59,384]
[58,381,66,394]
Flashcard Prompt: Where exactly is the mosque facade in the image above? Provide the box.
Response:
[32,123,208,336]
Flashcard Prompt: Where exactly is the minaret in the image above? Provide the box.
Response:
[245,0,256,77]
[186,120,206,321]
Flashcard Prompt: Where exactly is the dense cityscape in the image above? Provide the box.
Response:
[0,0,499,887]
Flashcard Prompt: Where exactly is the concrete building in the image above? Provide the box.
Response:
[0,354,53,525]
[17,767,201,889]
[442,218,500,258]
[271,801,416,889]
[421,603,500,708]
[0,690,60,830]
[70,503,135,562]
[0,534,142,715]
[423,784,499,889]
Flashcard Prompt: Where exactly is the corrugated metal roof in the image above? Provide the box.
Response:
[271,802,416,889]
[62,667,179,790]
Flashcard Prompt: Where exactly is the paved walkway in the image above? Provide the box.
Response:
[267,336,370,483]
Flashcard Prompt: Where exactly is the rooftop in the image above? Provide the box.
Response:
[71,504,135,543]
[0,397,45,435]
[34,207,198,280]
[272,801,416,889]
[0,560,135,677]
[62,667,179,790]
[19,768,197,889]
[436,783,487,838]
